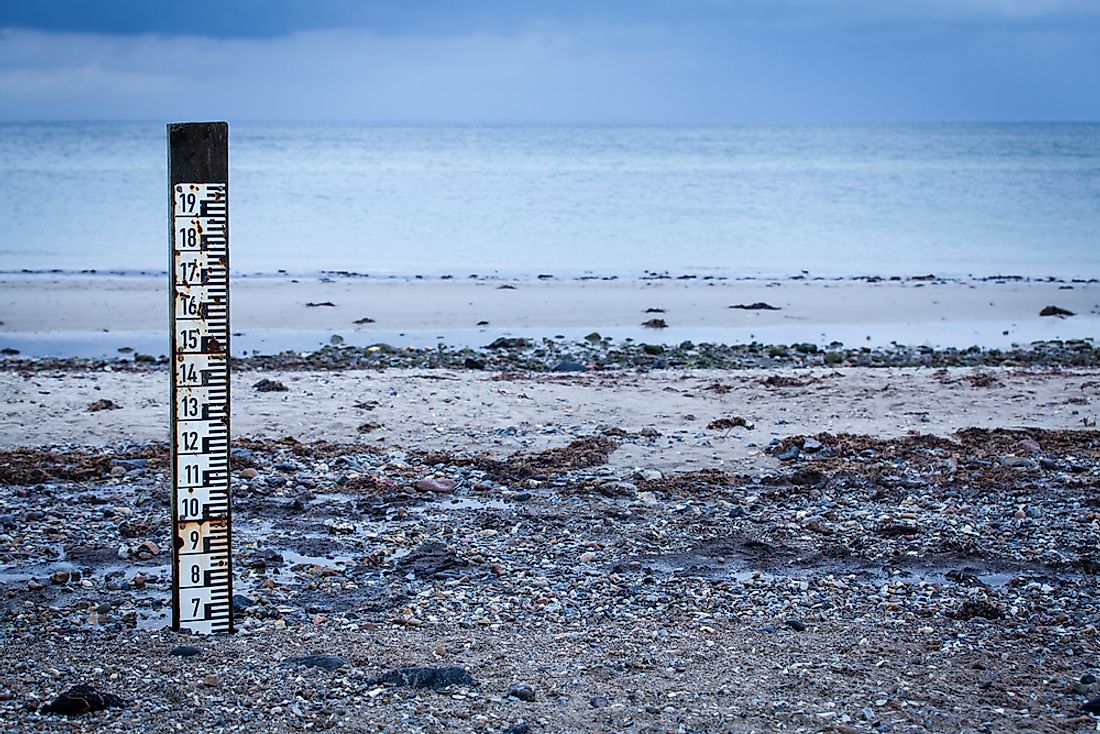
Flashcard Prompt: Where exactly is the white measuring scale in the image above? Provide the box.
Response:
[170,176,233,634]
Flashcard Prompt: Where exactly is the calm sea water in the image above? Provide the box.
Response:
[1,122,1098,278]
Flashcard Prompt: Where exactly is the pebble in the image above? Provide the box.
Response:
[328,520,355,534]
[50,570,70,585]
[170,645,202,657]
[281,654,346,672]
[414,477,457,494]
[135,539,160,558]
[590,695,610,708]
[507,682,537,702]
[202,674,220,687]
[367,666,475,690]
[1001,455,1034,468]
[785,619,807,632]
[1016,439,1042,455]
[239,467,259,479]
[778,446,800,462]
[41,685,126,715]
[802,437,823,452]
[551,359,586,372]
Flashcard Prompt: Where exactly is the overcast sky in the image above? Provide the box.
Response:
[1,0,1098,123]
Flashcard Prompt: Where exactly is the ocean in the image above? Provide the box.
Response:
[1,122,1098,279]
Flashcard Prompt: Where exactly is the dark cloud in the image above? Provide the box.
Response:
[1,1,1098,122]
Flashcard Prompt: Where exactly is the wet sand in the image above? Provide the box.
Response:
[1,274,1098,357]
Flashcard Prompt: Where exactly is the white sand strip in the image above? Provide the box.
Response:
[2,367,1095,474]
[1,276,1097,352]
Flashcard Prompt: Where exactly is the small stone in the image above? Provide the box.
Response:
[639,427,661,438]
[639,469,663,481]
[579,551,597,563]
[487,337,528,350]
[414,478,456,494]
[239,467,259,479]
[551,359,586,372]
[41,685,126,715]
[27,578,44,591]
[328,521,355,535]
[282,654,346,672]
[777,446,800,462]
[170,645,202,657]
[584,332,602,343]
[707,417,752,431]
[589,695,610,708]
[253,379,288,392]
[87,399,119,412]
[802,437,823,452]
[1015,438,1042,455]
[1002,455,1034,468]
[202,674,220,687]
[785,619,806,632]
[50,570,70,585]
[1082,673,1097,685]
[463,357,485,370]
[135,540,160,559]
[508,682,537,702]
[1082,696,1100,714]
[232,594,255,614]
[367,666,474,690]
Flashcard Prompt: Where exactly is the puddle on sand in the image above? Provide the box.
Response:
[409,496,510,514]
[280,549,355,567]
[314,491,510,515]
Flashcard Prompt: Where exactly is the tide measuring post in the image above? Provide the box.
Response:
[168,122,232,634]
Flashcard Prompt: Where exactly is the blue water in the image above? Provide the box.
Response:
[1,122,1098,278]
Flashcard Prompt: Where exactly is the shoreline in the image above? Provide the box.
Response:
[4,267,1100,283]
[1,274,1098,359]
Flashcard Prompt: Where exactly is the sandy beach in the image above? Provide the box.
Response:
[1,275,1099,732]
[1,274,1098,357]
